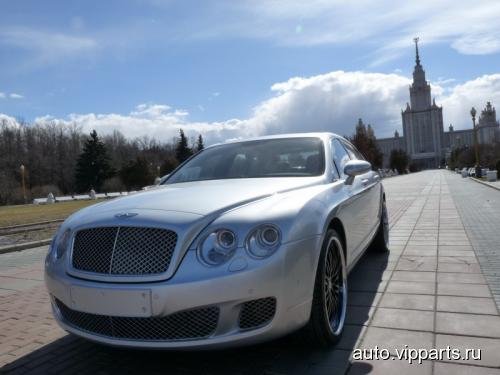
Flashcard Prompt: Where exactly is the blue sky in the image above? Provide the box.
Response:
[1,0,500,142]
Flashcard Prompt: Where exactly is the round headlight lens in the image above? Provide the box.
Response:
[198,229,237,266]
[55,229,72,259]
[217,230,236,249]
[261,227,279,245]
[246,225,281,259]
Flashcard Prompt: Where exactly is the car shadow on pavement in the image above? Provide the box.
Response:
[339,248,390,374]
[1,333,293,374]
[1,250,388,375]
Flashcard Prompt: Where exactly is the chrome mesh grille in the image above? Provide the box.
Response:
[55,299,219,341]
[239,297,276,330]
[71,227,177,276]
[72,227,117,274]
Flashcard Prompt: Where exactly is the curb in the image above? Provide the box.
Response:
[0,239,52,255]
[470,177,500,192]
[0,219,64,232]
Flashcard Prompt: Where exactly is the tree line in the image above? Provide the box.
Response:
[10,116,477,206]
[0,119,202,205]
[348,118,409,173]
[0,116,398,206]
[448,144,500,173]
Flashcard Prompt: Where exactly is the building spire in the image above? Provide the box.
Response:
[414,37,420,65]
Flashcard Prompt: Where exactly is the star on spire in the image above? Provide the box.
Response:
[414,37,420,65]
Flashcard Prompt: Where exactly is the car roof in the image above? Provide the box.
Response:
[208,132,344,148]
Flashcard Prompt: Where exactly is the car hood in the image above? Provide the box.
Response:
[80,177,325,218]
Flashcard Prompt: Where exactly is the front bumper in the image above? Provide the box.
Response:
[45,235,321,349]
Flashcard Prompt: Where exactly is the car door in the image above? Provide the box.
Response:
[340,140,381,253]
[330,138,371,263]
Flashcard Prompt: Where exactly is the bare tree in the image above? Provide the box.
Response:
[0,121,203,205]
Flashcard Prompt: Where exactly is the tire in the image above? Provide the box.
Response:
[370,199,389,252]
[302,229,347,347]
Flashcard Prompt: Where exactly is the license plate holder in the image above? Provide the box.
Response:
[69,286,152,317]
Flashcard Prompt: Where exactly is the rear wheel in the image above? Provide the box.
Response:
[370,199,389,252]
[302,229,347,347]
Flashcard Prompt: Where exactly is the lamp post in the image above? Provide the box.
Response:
[470,107,481,178]
[20,164,27,204]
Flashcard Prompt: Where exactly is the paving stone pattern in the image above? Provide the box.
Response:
[445,172,500,309]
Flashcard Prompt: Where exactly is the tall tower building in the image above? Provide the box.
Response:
[477,102,500,144]
[376,39,499,169]
[401,38,444,168]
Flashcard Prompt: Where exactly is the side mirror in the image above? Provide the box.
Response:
[344,160,371,185]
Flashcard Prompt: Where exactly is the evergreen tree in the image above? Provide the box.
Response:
[175,129,193,163]
[390,149,410,174]
[196,134,204,152]
[119,156,154,190]
[160,156,179,175]
[349,118,383,168]
[75,130,114,193]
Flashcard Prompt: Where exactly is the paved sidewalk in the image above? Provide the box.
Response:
[1,170,500,374]
[446,172,500,309]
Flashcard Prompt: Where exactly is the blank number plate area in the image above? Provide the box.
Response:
[69,286,152,317]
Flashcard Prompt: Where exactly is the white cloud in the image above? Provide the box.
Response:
[439,74,500,129]
[452,33,500,55]
[257,71,411,137]
[33,105,247,145]
[0,91,24,99]
[3,71,499,145]
[0,27,96,67]
[3,1,498,71]
[0,113,19,127]
[194,0,500,63]
[435,78,456,86]
[28,71,411,144]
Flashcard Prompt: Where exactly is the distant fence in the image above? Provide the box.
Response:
[33,191,138,205]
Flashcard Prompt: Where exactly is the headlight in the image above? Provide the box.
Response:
[245,224,281,259]
[53,229,72,259]
[198,229,237,266]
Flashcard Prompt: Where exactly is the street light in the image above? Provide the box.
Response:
[470,107,481,178]
[20,164,27,204]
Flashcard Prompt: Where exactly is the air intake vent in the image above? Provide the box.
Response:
[239,297,276,330]
[55,299,219,341]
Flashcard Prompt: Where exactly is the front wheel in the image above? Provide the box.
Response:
[302,229,347,347]
[370,199,389,253]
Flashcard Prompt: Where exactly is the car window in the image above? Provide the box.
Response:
[341,140,366,161]
[165,137,325,184]
[331,138,350,178]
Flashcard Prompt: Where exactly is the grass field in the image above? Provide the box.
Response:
[0,200,105,227]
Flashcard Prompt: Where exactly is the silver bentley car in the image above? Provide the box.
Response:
[45,133,389,349]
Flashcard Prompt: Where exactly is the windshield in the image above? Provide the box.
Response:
[164,137,325,184]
